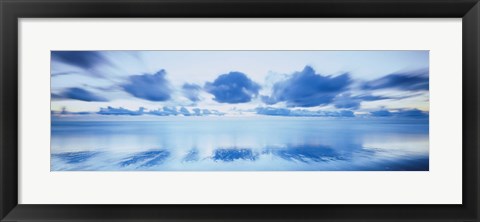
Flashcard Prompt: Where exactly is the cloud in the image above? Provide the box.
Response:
[369,108,428,118]
[255,107,354,117]
[205,72,261,104]
[122,70,172,101]
[147,107,224,116]
[51,71,79,77]
[51,51,108,70]
[362,70,429,91]
[163,107,178,115]
[263,66,351,107]
[149,107,178,116]
[182,83,202,102]
[188,108,223,116]
[200,109,224,116]
[370,109,392,117]
[192,108,202,116]
[394,109,429,117]
[51,107,93,116]
[333,93,394,110]
[356,95,393,101]
[256,107,291,116]
[97,106,145,116]
[333,93,361,109]
[179,107,191,116]
[51,93,64,100]
[53,87,108,102]
[316,110,355,117]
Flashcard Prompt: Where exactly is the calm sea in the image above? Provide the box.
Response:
[51,116,429,171]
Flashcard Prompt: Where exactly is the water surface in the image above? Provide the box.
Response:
[51,116,429,171]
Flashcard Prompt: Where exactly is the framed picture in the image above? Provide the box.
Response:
[1,0,479,221]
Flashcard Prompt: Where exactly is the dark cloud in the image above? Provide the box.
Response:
[51,51,107,70]
[256,107,291,116]
[362,70,429,91]
[51,93,64,100]
[163,107,178,115]
[186,108,223,116]
[263,66,351,107]
[57,105,225,117]
[356,95,393,101]
[205,72,261,104]
[53,87,108,102]
[200,109,224,116]
[122,70,172,101]
[318,110,355,117]
[333,93,394,110]
[333,94,361,110]
[149,107,178,116]
[179,107,191,116]
[394,109,429,117]
[255,107,354,117]
[51,71,79,77]
[182,83,202,102]
[370,109,392,117]
[260,95,278,105]
[97,107,145,116]
[147,107,223,116]
[369,108,428,118]
[148,109,168,116]
[192,108,202,116]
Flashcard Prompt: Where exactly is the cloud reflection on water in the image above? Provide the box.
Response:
[51,145,428,171]
[51,118,429,171]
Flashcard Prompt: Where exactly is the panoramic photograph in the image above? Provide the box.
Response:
[51,50,429,171]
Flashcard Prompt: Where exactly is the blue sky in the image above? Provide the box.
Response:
[51,51,429,119]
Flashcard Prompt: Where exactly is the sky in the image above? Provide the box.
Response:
[51,50,429,119]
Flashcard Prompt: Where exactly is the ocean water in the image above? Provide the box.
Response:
[51,116,429,171]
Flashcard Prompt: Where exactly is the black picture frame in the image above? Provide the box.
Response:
[1,0,479,221]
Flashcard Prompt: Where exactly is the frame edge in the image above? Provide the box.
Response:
[1,0,479,221]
